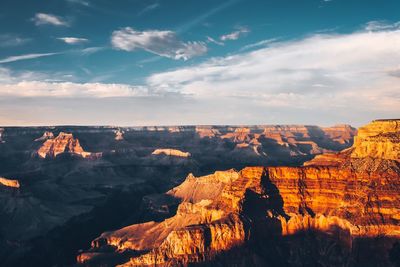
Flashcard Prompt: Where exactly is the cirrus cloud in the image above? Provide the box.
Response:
[32,13,69,26]
[111,27,207,60]
[57,37,89,44]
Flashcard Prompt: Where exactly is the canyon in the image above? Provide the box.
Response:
[0,122,398,266]
[78,119,400,266]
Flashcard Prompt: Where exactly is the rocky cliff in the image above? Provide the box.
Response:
[37,132,100,159]
[78,119,399,266]
[152,149,191,158]
[0,177,20,188]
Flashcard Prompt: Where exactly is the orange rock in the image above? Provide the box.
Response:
[78,119,400,266]
[37,132,100,159]
[0,177,20,188]
[152,148,191,158]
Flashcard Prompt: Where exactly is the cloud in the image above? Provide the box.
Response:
[1,24,400,125]
[365,20,400,31]
[66,0,90,6]
[0,34,31,48]
[111,27,207,60]
[0,81,149,98]
[206,36,224,46]
[32,13,69,26]
[138,3,160,16]
[147,27,400,115]
[239,38,278,51]
[220,27,249,41]
[57,37,89,44]
[0,53,60,64]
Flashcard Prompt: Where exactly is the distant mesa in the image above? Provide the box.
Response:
[34,131,55,142]
[114,129,124,141]
[0,177,20,188]
[37,132,101,159]
[151,148,191,158]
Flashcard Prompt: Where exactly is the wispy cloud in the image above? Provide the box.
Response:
[111,27,207,60]
[239,38,278,51]
[147,26,400,115]
[177,0,240,33]
[79,46,105,55]
[0,81,149,98]
[0,53,61,64]
[206,36,224,46]
[365,20,400,31]
[138,3,160,16]
[220,27,249,41]
[57,37,89,44]
[66,0,90,6]
[0,34,31,48]
[32,13,69,26]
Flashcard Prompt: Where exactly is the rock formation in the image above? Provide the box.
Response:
[78,119,399,266]
[0,177,20,188]
[115,129,124,141]
[152,149,191,158]
[37,132,100,159]
[34,131,54,142]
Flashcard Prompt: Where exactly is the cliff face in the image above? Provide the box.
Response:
[37,132,100,159]
[78,120,399,266]
[0,177,20,188]
[152,149,191,158]
[351,119,400,160]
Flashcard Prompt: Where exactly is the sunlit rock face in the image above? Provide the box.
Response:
[78,120,399,266]
[351,119,400,160]
[0,177,20,188]
[34,131,54,142]
[152,148,191,158]
[37,132,101,159]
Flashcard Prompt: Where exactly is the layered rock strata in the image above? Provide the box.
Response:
[78,119,399,266]
[152,149,191,158]
[37,132,101,159]
[0,177,20,188]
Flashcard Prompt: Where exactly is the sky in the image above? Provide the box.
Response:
[0,0,399,126]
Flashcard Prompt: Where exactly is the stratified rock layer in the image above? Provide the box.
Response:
[152,149,191,158]
[78,119,399,266]
[37,132,100,159]
[0,177,20,188]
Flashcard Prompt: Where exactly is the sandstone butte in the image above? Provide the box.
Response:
[37,132,101,159]
[78,119,399,266]
[0,177,20,188]
[152,148,191,158]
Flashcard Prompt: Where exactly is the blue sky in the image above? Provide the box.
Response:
[0,0,399,126]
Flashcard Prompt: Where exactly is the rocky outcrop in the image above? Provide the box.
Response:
[152,149,191,158]
[351,119,399,161]
[115,129,124,141]
[37,132,101,159]
[34,131,54,141]
[78,120,399,266]
[0,177,20,188]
